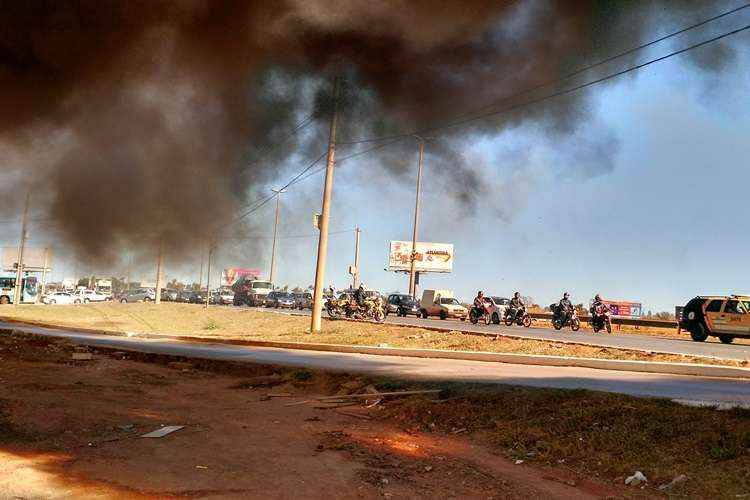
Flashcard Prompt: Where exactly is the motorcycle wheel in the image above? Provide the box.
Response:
[553,319,562,331]
[484,314,491,326]
[374,309,386,323]
[470,311,479,324]
[571,319,580,332]
[592,324,600,333]
[606,321,612,334]
[522,316,532,328]
[503,316,513,327]
[326,305,339,319]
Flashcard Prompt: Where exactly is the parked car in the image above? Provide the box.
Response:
[679,295,750,344]
[176,290,192,303]
[119,288,156,303]
[263,291,280,307]
[276,292,297,309]
[294,292,313,310]
[43,291,80,305]
[385,294,420,317]
[74,289,111,303]
[419,289,467,320]
[161,288,178,302]
[189,291,207,304]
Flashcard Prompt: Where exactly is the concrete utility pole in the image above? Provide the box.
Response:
[353,227,361,289]
[39,247,50,301]
[204,239,214,309]
[198,240,205,289]
[269,188,285,284]
[13,190,31,306]
[154,237,164,304]
[310,77,340,333]
[408,138,425,299]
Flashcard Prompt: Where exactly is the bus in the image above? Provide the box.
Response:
[0,273,39,304]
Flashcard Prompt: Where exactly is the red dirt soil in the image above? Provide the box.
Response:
[0,334,626,499]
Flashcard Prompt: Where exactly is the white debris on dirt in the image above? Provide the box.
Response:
[659,474,688,491]
[625,471,647,486]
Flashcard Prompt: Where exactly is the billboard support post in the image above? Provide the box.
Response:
[39,247,50,302]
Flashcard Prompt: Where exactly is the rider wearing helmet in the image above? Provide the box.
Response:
[558,292,573,326]
[590,293,607,315]
[354,284,366,307]
[509,292,525,321]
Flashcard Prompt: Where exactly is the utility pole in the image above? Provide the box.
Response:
[353,227,361,289]
[126,252,132,291]
[204,239,214,309]
[198,240,205,289]
[154,237,164,304]
[13,190,31,306]
[310,77,340,333]
[39,247,50,301]
[269,188,285,284]
[408,138,425,299]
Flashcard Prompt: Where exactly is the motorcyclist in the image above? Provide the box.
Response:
[590,294,609,316]
[354,284,366,307]
[508,292,525,321]
[558,292,573,326]
[473,291,488,319]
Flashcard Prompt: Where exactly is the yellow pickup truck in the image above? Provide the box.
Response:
[679,295,750,344]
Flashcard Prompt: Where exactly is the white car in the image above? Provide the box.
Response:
[74,289,111,303]
[43,292,80,305]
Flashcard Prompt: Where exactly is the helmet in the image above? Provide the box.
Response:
[478,290,483,295]
[563,292,569,299]
[514,291,520,298]
[594,294,601,301]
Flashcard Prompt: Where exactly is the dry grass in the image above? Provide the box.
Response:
[1,303,748,367]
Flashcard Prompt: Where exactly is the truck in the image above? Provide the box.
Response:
[95,279,113,297]
[419,289,467,320]
[232,277,274,306]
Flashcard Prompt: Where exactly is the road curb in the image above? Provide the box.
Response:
[256,308,749,364]
[2,319,749,380]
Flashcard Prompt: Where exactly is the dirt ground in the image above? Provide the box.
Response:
[0,333,624,499]
[2,303,747,367]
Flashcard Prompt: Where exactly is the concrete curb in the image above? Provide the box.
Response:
[2,318,750,380]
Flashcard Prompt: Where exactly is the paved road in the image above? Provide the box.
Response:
[3,321,749,408]
[261,307,750,361]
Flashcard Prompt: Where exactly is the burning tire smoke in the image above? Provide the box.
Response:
[0,0,741,263]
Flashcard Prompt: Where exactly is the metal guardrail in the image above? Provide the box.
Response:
[528,312,678,329]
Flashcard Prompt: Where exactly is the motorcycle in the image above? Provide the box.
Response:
[503,307,532,327]
[551,304,580,331]
[590,303,612,333]
[325,296,346,319]
[350,297,386,323]
[469,302,491,325]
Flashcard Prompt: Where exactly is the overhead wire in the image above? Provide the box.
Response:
[336,4,750,145]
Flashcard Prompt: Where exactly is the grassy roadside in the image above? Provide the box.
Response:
[1,303,748,367]
[4,330,748,498]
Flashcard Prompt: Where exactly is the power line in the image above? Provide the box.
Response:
[214,151,328,233]
[338,6,750,145]
[217,228,356,241]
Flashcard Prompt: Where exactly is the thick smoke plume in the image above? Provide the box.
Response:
[0,0,741,262]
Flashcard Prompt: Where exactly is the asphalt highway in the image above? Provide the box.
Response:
[261,307,750,362]
[3,320,749,408]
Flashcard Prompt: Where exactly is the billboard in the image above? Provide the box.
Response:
[222,268,261,286]
[388,241,453,273]
[604,300,643,318]
[2,247,49,271]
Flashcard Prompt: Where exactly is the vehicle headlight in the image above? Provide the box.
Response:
[687,311,695,320]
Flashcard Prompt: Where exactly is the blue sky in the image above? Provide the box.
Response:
[2,16,748,313]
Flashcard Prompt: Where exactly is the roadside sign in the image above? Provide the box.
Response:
[388,241,453,273]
